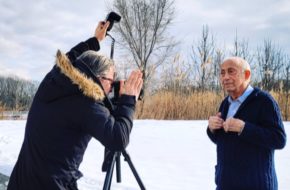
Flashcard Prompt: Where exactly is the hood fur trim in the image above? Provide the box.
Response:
[55,50,105,101]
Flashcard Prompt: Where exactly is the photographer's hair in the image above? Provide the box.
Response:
[76,50,114,77]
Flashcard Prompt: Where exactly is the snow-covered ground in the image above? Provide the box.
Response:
[0,120,289,190]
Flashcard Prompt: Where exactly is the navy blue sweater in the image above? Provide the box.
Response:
[207,88,286,190]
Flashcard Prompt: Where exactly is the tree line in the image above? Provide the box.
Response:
[0,75,38,111]
[159,26,290,93]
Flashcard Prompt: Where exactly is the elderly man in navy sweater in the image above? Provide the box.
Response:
[207,57,286,190]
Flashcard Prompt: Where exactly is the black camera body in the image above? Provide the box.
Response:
[106,12,121,32]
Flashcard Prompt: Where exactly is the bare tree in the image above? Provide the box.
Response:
[110,0,176,93]
[230,31,262,85]
[231,30,253,63]
[282,56,290,120]
[160,54,191,94]
[211,48,225,92]
[256,40,284,91]
[190,25,215,91]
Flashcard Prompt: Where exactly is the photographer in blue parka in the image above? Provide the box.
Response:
[7,21,143,190]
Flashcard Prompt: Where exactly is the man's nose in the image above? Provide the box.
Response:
[222,72,230,79]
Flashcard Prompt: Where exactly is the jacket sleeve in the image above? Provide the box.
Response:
[239,94,287,150]
[66,37,100,63]
[207,127,218,144]
[207,100,227,144]
[83,95,136,151]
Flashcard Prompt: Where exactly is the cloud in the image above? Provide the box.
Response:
[174,0,290,57]
[0,60,31,80]
[0,0,110,81]
[0,37,23,56]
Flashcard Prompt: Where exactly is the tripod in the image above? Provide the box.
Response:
[102,149,146,190]
[102,31,145,190]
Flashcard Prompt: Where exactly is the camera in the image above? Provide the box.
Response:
[106,12,121,32]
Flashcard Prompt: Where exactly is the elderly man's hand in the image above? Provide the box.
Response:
[208,112,224,133]
[223,118,245,134]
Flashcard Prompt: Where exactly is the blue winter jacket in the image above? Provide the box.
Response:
[207,88,286,190]
[7,37,136,190]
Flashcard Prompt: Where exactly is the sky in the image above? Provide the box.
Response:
[1,0,290,81]
[1,120,290,189]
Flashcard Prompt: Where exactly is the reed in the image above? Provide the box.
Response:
[136,90,290,120]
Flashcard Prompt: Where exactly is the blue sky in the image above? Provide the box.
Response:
[1,0,290,81]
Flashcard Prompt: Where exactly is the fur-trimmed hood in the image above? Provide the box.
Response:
[38,50,105,103]
[54,50,105,101]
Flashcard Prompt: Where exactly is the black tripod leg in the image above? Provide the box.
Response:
[116,152,121,183]
[103,152,117,190]
[122,150,146,190]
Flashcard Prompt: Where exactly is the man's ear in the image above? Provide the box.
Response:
[245,70,251,80]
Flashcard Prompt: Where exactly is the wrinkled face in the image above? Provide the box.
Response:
[99,66,115,94]
[220,60,247,98]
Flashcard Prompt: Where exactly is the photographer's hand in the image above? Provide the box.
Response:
[122,70,143,101]
[95,21,110,42]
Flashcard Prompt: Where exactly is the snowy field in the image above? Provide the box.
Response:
[0,120,289,190]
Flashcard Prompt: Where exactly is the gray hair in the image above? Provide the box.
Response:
[222,57,251,72]
[222,56,251,83]
[76,50,114,77]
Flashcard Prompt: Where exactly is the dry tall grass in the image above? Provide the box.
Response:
[271,91,290,121]
[0,102,5,120]
[136,91,225,120]
[136,90,290,120]
[0,91,289,121]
